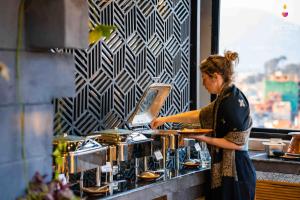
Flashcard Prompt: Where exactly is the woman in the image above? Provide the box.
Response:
[151,51,256,200]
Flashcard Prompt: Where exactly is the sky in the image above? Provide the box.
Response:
[219,0,300,73]
[221,0,300,25]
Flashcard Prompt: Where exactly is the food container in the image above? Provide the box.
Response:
[177,128,213,135]
[263,138,285,157]
[53,135,108,173]
[137,171,161,181]
[88,83,172,162]
[287,132,300,156]
[89,129,153,161]
[183,160,201,168]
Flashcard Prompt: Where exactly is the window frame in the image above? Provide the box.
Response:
[213,0,300,139]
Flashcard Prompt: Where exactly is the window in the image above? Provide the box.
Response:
[220,0,300,130]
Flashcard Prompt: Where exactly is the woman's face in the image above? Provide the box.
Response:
[201,72,222,94]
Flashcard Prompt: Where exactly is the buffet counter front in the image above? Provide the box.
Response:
[87,168,209,200]
[86,150,298,199]
[249,151,300,200]
[250,151,300,175]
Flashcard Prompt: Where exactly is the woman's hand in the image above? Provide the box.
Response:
[150,117,166,129]
[188,134,244,150]
[150,110,201,129]
[188,135,206,142]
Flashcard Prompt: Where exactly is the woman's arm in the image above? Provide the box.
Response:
[189,135,244,150]
[151,109,201,129]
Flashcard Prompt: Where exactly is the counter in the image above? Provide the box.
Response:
[250,151,300,175]
[82,151,299,199]
[250,151,300,199]
[249,151,300,183]
[85,168,209,200]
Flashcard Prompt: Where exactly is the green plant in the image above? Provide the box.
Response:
[89,23,116,45]
[52,139,67,180]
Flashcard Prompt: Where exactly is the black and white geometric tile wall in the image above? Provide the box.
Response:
[54,0,191,135]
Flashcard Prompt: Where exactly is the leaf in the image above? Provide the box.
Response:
[52,148,60,157]
[52,140,67,180]
[89,24,116,45]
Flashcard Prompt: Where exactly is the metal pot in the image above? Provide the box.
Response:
[287,132,300,155]
[53,135,108,174]
[262,142,285,157]
[88,130,153,161]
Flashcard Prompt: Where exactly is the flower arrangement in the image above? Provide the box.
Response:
[18,172,79,200]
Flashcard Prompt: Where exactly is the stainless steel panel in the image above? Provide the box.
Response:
[184,138,196,147]
[116,141,153,161]
[68,146,108,173]
[88,131,153,162]
[109,145,117,162]
[142,130,182,150]
[53,136,108,174]
[118,143,128,161]
[128,83,172,126]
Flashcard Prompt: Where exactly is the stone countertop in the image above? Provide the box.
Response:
[249,151,300,175]
[87,168,209,200]
[256,171,300,183]
[250,151,300,164]
[249,151,300,183]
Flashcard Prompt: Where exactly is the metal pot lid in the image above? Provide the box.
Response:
[76,138,102,150]
[125,132,148,143]
[90,128,133,135]
[53,134,85,142]
[127,83,172,126]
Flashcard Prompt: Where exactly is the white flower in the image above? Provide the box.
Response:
[0,62,10,81]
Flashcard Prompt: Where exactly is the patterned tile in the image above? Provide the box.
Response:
[54,0,191,135]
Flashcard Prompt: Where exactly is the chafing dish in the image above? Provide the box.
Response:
[53,135,108,174]
[87,83,172,182]
[128,83,179,172]
[88,129,152,161]
[128,83,209,173]
[139,130,180,172]
[263,140,285,157]
[89,83,172,161]
[88,129,153,184]
[184,138,196,160]
[140,130,181,148]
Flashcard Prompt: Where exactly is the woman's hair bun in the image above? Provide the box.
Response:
[224,50,239,62]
